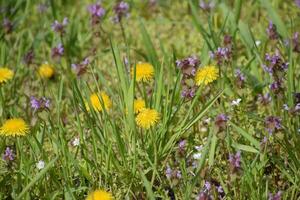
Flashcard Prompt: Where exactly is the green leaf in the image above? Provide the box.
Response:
[230,122,260,149]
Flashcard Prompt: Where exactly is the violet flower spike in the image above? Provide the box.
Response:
[269,191,282,200]
[88,2,106,25]
[2,147,14,161]
[266,21,279,40]
[113,1,129,23]
[215,114,229,131]
[265,116,282,134]
[229,151,241,172]
[51,17,68,35]
[51,43,64,59]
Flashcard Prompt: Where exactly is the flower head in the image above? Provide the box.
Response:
[131,62,154,82]
[234,69,246,88]
[112,1,129,23]
[134,99,146,113]
[86,189,113,200]
[266,21,279,40]
[258,93,272,105]
[72,58,90,76]
[89,92,112,112]
[195,65,218,86]
[136,108,160,129]
[269,191,282,200]
[38,63,55,79]
[199,1,215,11]
[0,118,29,137]
[210,47,232,65]
[176,55,200,77]
[88,2,106,25]
[30,96,51,112]
[2,147,14,161]
[0,67,14,84]
[36,160,45,170]
[229,151,241,172]
[51,17,68,35]
[265,116,282,134]
[51,43,64,59]
[215,114,228,131]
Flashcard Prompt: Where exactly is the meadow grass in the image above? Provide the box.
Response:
[0,0,300,199]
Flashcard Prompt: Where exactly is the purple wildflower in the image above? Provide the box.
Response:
[51,43,64,59]
[210,47,232,65]
[204,181,211,191]
[2,18,13,34]
[176,170,182,179]
[269,191,282,200]
[2,147,14,162]
[30,96,51,112]
[88,2,106,25]
[266,21,279,40]
[263,51,288,78]
[176,55,200,77]
[196,192,212,200]
[165,165,172,179]
[199,0,215,12]
[178,139,187,156]
[265,116,282,134]
[223,35,232,46]
[234,69,246,88]
[258,93,271,106]
[51,17,68,35]
[71,58,90,76]
[113,1,130,23]
[215,114,229,132]
[292,32,300,53]
[177,55,200,100]
[295,0,300,7]
[181,85,197,99]
[229,151,241,172]
[23,50,34,65]
[269,79,284,95]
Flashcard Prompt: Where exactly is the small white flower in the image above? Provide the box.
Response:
[298,128,300,133]
[255,40,261,46]
[36,160,45,170]
[283,104,289,111]
[193,153,202,160]
[72,137,80,146]
[195,145,203,151]
[231,98,241,106]
[204,118,211,124]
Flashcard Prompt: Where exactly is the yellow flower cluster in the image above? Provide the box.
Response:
[195,65,219,86]
[0,67,14,84]
[0,118,29,137]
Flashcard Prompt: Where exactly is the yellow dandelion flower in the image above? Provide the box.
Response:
[136,108,160,129]
[195,65,219,86]
[0,67,14,84]
[86,189,113,200]
[0,118,29,137]
[89,92,112,112]
[134,99,146,114]
[131,62,154,82]
[38,63,55,78]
